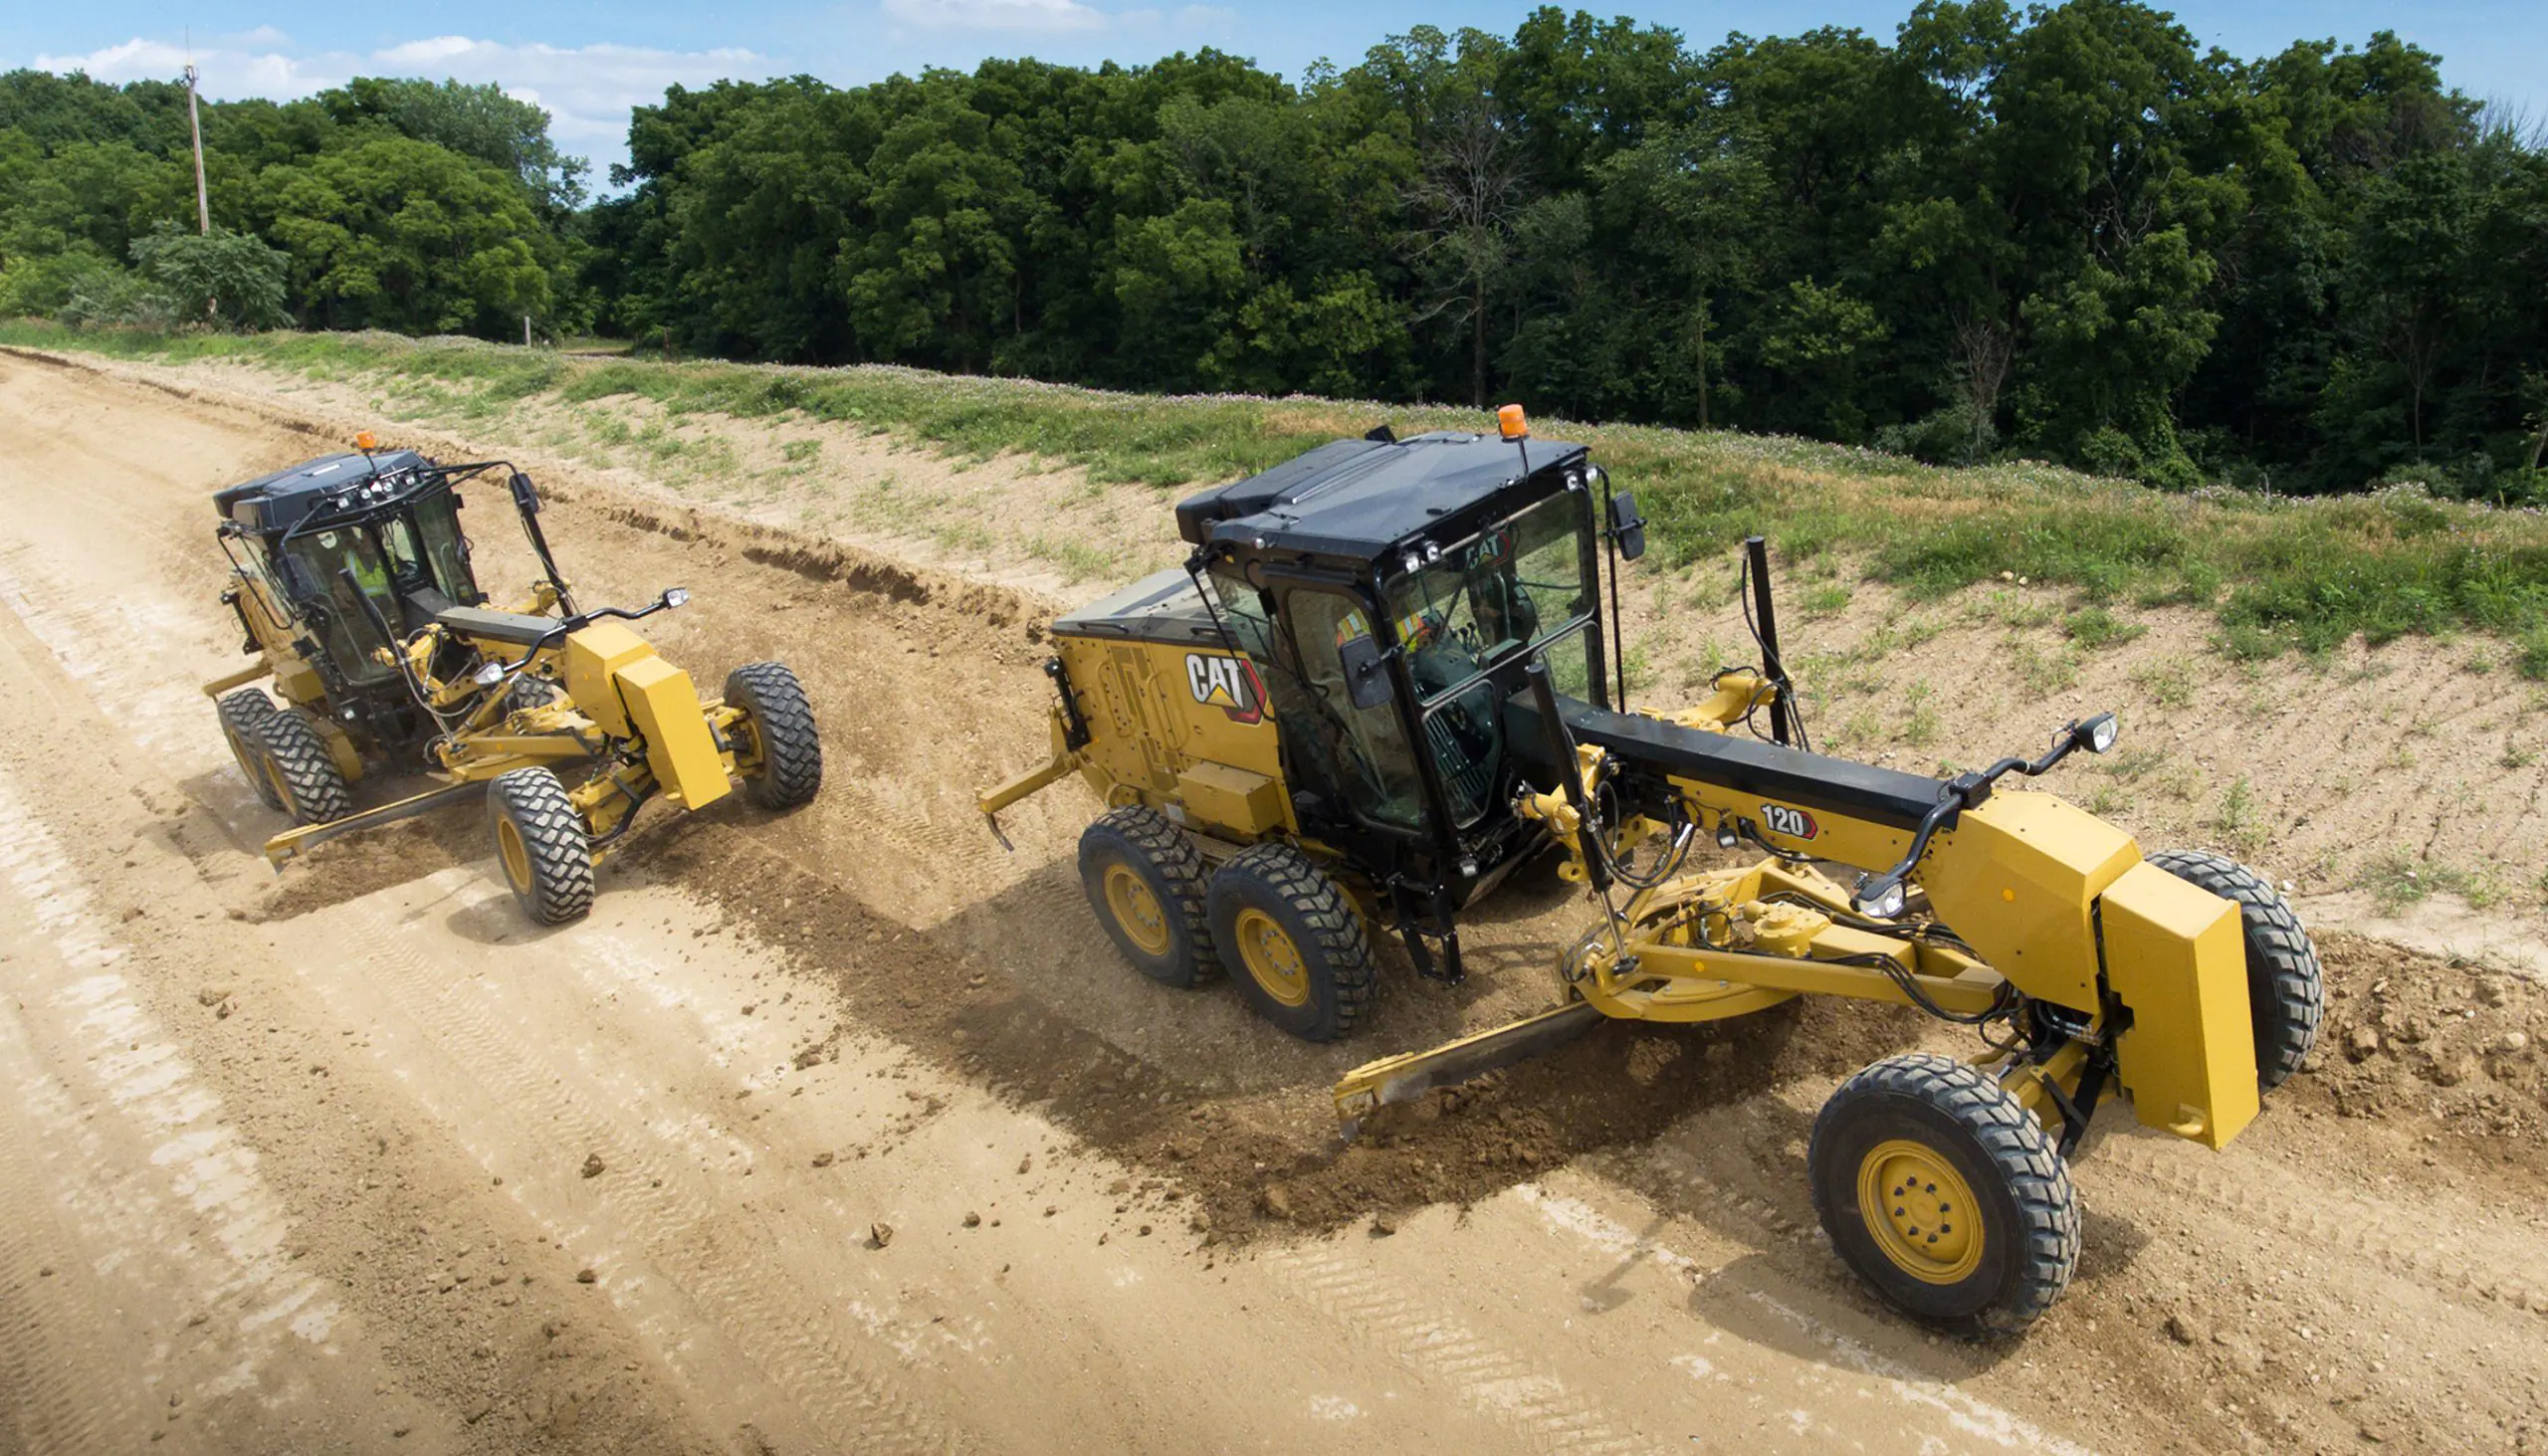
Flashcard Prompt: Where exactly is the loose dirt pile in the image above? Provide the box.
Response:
[2312,932,2546,1146]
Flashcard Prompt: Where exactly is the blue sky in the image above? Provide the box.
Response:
[10,2,2541,177]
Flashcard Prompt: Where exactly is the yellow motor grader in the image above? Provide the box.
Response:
[203,436,821,924]
[981,407,2320,1335]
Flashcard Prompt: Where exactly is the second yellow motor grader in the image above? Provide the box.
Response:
[981,406,2320,1335]
[204,436,822,924]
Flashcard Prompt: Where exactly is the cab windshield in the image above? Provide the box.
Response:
[1384,489,1596,706]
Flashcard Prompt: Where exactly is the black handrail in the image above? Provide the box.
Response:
[1849,713,2118,916]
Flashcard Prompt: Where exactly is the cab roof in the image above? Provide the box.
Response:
[214,450,431,534]
[1175,430,1590,563]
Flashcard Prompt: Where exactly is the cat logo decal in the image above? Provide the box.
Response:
[1186,653,1263,725]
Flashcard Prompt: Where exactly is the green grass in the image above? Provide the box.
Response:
[18,321,2548,656]
[2355,849,2504,915]
[2062,605,2148,649]
[2211,775,2265,858]
[2130,655,2200,710]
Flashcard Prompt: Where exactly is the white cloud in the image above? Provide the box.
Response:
[880,0,1109,34]
[27,34,770,160]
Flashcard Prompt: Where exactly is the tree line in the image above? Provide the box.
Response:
[0,71,585,335]
[7,1,2547,496]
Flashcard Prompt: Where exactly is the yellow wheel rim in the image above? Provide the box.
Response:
[497,817,533,893]
[1103,864,1172,957]
[1234,907,1311,1008]
[263,758,294,813]
[1857,1139,1984,1285]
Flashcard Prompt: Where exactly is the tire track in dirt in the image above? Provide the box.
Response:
[0,1013,145,1456]
[0,774,344,1418]
[1510,1184,2099,1456]
[1267,1242,1652,1454]
[2088,1134,2548,1316]
[327,896,970,1456]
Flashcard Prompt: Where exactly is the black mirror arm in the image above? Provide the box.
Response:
[509,472,575,614]
[1853,715,2113,909]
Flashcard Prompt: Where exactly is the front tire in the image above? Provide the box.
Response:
[727,661,822,810]
[253,708,353,825]
[2146,849,2323,1092]
[487,767,595,926]
[1207,843,1375,1042]
[217,687,285,811]
[1807,1053,2079,1338]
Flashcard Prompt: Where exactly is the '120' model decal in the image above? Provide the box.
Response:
[1761,803,1818,840]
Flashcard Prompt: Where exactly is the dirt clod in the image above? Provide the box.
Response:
[869,1222,894,1249]
[580,1153,606,1179]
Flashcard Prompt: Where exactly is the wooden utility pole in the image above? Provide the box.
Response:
[184,64,210,235]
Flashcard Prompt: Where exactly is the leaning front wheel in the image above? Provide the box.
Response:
[487,767,595,926]
[1807,1053,2078,1338]
[2146,849,2323,1092]
[726,661,823,810]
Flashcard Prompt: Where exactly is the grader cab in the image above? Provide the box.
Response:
[982,407,2322,1335]
[204,437,821,924]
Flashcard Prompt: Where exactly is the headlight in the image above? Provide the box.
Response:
[473,660,507,687]
[2076,712,2118,754]
[664,586,691,608]
[1852,877,1906,920]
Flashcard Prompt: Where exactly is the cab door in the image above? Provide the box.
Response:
[1272,585,1431,836]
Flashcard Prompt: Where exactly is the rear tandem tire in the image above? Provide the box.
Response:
[1077,806,1220,989]
[726,661,823,810]
[216,687,285,812]
[1207,843,1375,1042]
[1808,1053,2079,1339]
[2146,848,2323,1092]
[252,707,353,825]
[487,767,596,926]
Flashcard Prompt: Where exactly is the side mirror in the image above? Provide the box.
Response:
[510,471,541,517]
[1338,634,1394,712]
[1609,491,1647,561]
[277,554,318,601]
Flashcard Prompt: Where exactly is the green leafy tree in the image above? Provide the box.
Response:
[128,221,290,329]
[322,77,589,213]
[260,136,556,334]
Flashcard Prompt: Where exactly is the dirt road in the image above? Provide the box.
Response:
[0,349,2542,1455]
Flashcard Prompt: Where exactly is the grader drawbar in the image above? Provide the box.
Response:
[981,406,2321,1335]
[204,436,822,924]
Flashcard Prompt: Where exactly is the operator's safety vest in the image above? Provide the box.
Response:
[345,551,389,598]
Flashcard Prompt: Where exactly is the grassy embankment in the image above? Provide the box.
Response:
[14,322,2548,668]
